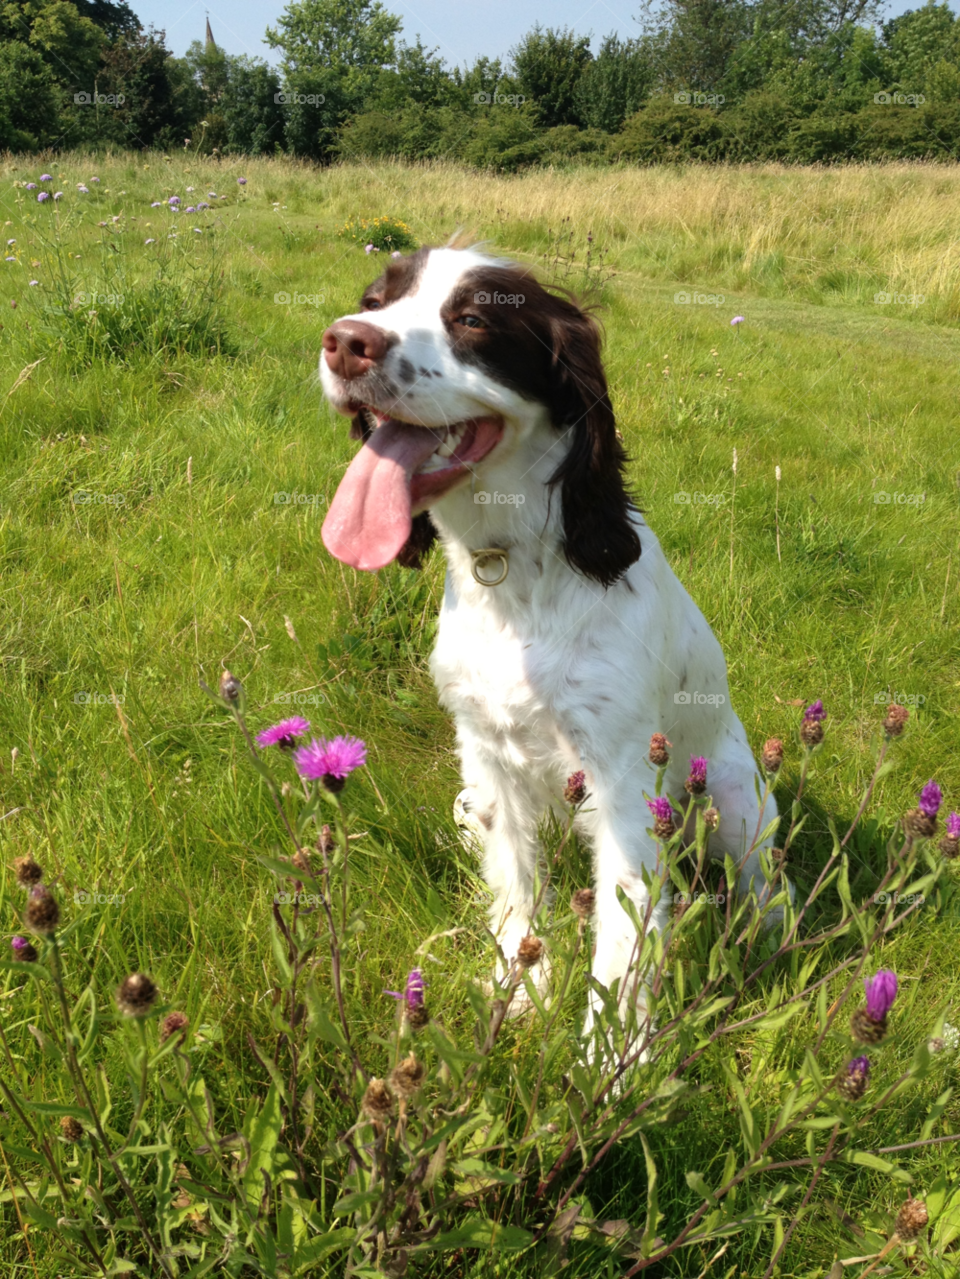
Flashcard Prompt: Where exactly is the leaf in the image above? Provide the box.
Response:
[639,1132,661,1255]
[242,1084,282,1210]
[292,1228,354,1270]
[332,1189,381,1218]
[453,1157,522,1187]
[417,1218,533,1252]
[845,1151,899,1174]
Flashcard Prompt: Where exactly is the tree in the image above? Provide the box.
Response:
[575,35,654,131]
[511,25,592,127]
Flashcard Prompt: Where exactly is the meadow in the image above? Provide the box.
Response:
[1,153,959,1278]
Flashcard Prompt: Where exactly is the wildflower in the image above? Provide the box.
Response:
[648,732,671,767]
[294,735,367,792]
[53,192,62,201]
[316,823,335,855]
[516,935,544,970]
[218,669,242,703]
[78,184,89,194]
[13,856,43,887]
[186,186,194,192]
[116,972,158,1017]
[168,196,180,206]
[25,183,37,190]
[6,239,14,245]
[26,885,59,934]
[37,193,49,203]
[386,968,425,1010]
[391,251,401,258]
[905,780,941,839]
[941,812,960,859]
[685,755,708,796]
[150,201,162,207]
[762,738,784,773]
[185,206,196,213]
[208,192,217,198]
[571,888,595,918]
[365,243,376,254]
[90,177,100,183]
[60,1116,84,1142]
[730,315,744,325]
[197,201,209,209]
[852,969,897,1043]
[39,174,52,182]
[11,936,38,962]
[703,807,721,832]
[800,699,826,747]
[4,256,14,262]
[928,1022,959,1053]
[883,703,909,737]
[895,1196,928,1241]
[193,228,202,234]
[646,796,677,839]
[835,1055,869,1100]
[160,1011,189,1043]
[29,280,38,287]
[563,770,586,805]
[237,177,247,185]
[389,1053,425,1100]
[361,1078,393,1121]
[145,238,155,245]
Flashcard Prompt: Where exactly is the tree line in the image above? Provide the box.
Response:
[3,0,960,164]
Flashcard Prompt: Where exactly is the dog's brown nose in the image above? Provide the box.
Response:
[323,320,391,380]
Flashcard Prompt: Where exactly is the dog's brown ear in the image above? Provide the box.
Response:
[396,512,438,569]
[546,309,641,587]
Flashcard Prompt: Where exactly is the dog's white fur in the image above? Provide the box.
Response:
[321,248,779,1031]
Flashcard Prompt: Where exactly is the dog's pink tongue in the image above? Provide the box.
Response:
[322,420,441,571]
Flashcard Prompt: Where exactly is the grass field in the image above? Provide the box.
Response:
[1,153,960,1278]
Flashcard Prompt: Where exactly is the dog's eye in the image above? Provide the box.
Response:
[363,299,383,311]
[455,315,485,329]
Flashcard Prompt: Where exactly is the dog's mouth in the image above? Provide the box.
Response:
[322,406,504,572]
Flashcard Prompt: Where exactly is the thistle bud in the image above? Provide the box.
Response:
[905,780,941,839]
[26,885,59,934]
[835,1055,869,1100]
[218,670,242,703]
[800,700,826,747]
[60,1116,84,1142]
[563,771,586,805]
[648,733,671,767]
[116,972,159,1018]
[389,1053,425,1101]
[761,738,784,773]
[895,1196,928,1241]
[13,856,43,888]
[160,1011,189,1043]
[291,848,311,875]
[646,796,676,840]
[317,824,336,855]
[361,1077,394,1121]
[883,704,909,738]
[10,936,38,962]
[516,935,543,969]
[940,812,960,859]
[405,1003,430,1030]
[685,755,708,796]
[703,807,721,832]
[571,888,595,918]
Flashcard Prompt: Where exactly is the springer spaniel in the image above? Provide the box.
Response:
[319,246,779,1033]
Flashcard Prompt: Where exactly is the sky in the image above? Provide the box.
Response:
[130,0,947,68]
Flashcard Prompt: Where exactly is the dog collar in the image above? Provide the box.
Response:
[470,547,510,587]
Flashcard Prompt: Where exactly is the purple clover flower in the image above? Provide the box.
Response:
[646,797,674,823]
[864,970,898,1021]
[386,968,424,1009]
[918,780,942,819]
[948,812,960,840]
[255,716,310,750]
[294,735,367,783]
[804,699,827,722]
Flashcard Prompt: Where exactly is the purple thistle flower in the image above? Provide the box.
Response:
[37,192,49,203]
[294,735,367,788]
[918,780,942,819]
[237,177,247,185]
[39,174,52,182]
[256,716,310,750]
[730,315,745,325]
[849,1055,870,1077]
[864,970,898,1021]
[948,812,960,840]
[11,936,30,952]
[646,796,674,822]
[690,755,707,783]
[386,968,424,1008]
[804,700,827,722]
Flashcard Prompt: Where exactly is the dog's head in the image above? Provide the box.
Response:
[320,246,640,586]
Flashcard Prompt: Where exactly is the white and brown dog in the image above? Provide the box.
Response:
[320,246,779,1031]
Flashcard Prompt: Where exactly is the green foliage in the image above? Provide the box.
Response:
[337,214,416,251]
[510,24,593,128]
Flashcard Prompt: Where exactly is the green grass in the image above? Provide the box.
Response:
[1,152,959,1278]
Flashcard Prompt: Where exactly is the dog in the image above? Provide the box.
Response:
[319,245,779,1034]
